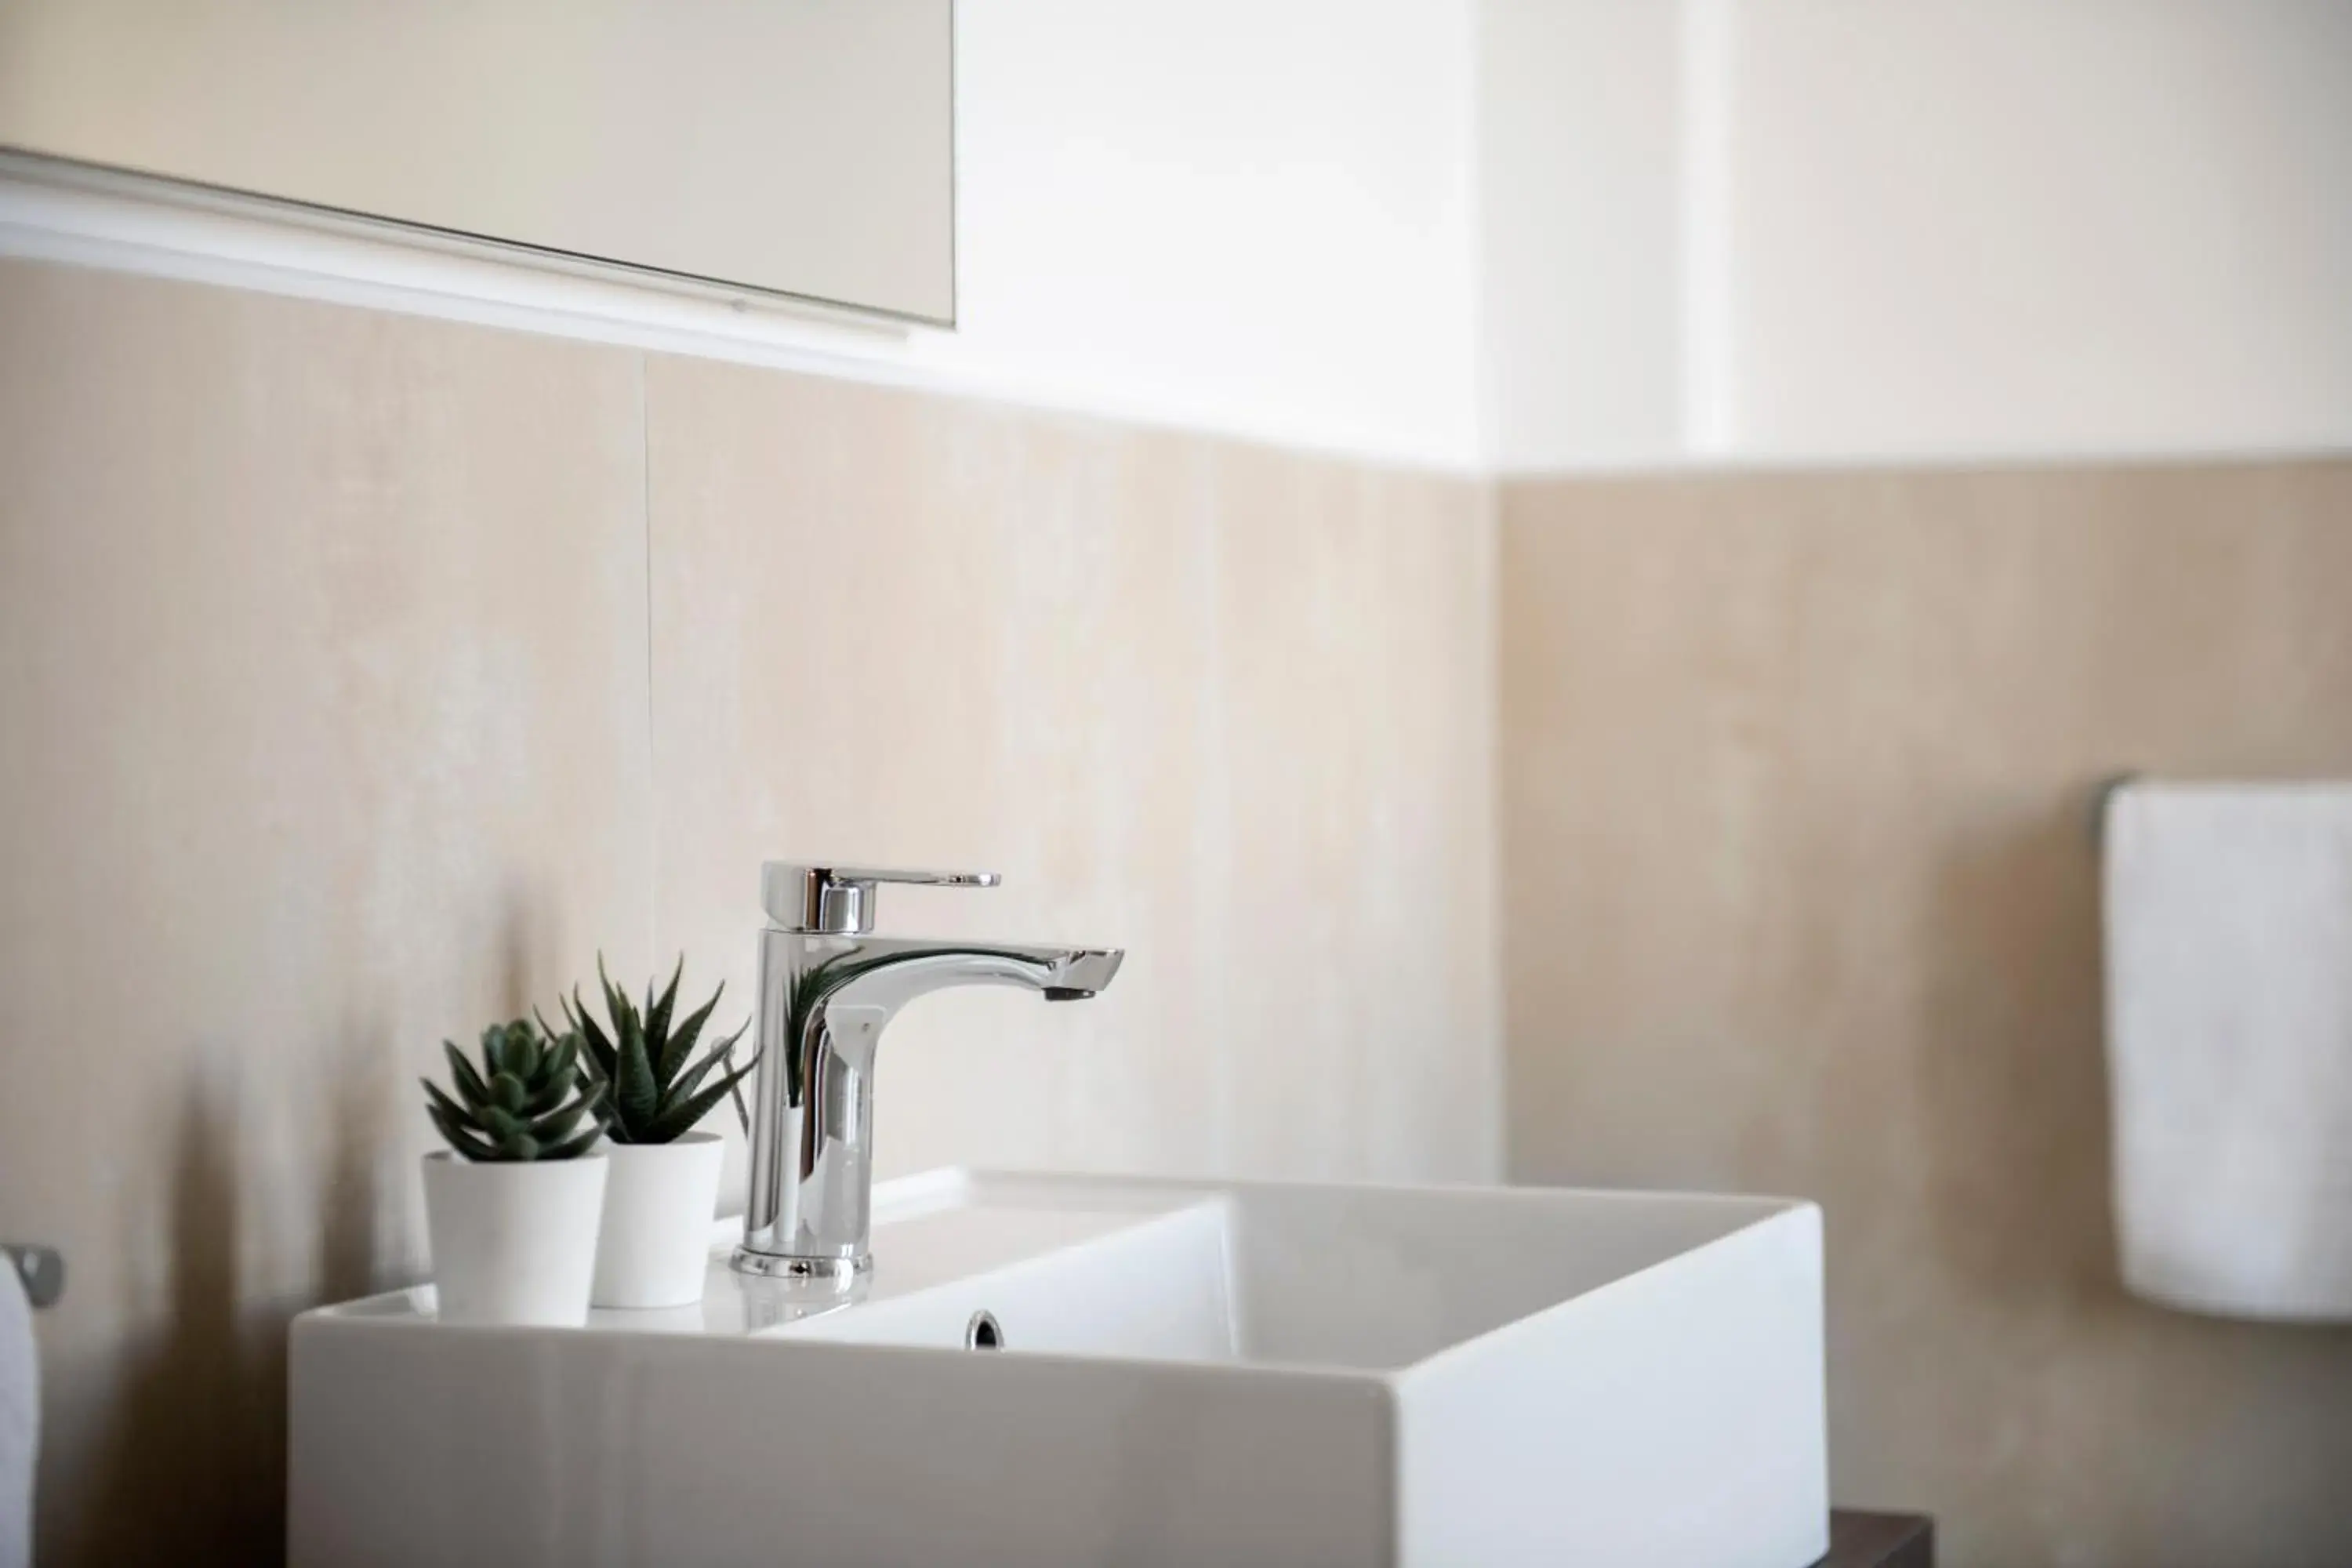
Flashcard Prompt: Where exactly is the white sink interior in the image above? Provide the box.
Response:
[292,1168,1828,1568]
[775,1171,1787,1374]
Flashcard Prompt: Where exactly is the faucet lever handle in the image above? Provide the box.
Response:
[761,862,1000,935]
[833,866,1001,890]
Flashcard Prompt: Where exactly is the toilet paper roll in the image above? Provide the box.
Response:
[0,1248,33,1568]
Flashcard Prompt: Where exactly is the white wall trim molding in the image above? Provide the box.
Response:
[0,151,922,362]
[0,155,1483,477]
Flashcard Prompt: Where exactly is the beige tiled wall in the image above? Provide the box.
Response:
[0,258,1497,1563]
[643,360,1497,1187]
[1500,463,2352,1568]
[37,248,2347,1568]
[0,260,655,1563]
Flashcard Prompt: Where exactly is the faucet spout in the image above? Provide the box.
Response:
[731,879,1123,1282]
[827,942,1123,1013]
[1041,948,1123,997]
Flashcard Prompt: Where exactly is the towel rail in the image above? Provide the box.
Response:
[1,1243,61,1308]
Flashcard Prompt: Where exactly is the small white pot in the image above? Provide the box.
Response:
[590,1133,726,1308]
[420,1151,607,1327]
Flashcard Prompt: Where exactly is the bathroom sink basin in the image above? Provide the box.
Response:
[289,1170,1827,1567]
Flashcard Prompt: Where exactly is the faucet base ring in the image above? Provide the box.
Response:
[728,1247,871,1283]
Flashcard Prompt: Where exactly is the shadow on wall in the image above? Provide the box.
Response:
[1494,467,2352,1565]
[1905,782,2352,1562]
[40,1026,404,1568]
[32,888,561,1564]
[1915,788,2117,1307]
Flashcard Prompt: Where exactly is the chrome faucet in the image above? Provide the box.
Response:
[730,863,1123,1281]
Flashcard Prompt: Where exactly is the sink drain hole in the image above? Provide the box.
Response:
[965,1309,1003,1351]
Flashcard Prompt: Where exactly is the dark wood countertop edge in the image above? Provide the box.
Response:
[1819,1509,1933,1568]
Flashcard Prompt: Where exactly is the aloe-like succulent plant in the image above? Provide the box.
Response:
[421,1018,611,1162]
[558,956,757,1145]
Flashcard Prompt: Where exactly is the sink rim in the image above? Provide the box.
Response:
[299,1165,1820,1388]
[842,1167,1818,1382]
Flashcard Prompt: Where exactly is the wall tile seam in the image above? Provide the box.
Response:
[638,350,659,944]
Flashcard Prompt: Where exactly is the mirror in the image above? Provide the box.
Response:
[0,0,956,324]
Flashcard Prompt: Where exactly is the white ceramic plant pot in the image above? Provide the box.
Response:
[421,1151,607,1327]
[590,1132,726,1308]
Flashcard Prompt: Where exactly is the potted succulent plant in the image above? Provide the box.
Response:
[559,957,755,1308]
[418,1018,611,1326]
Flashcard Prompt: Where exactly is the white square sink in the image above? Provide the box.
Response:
[290,1171,1827,1567]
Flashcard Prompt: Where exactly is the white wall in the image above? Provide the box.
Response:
[931,0,1484,470]
[1475,0,1685,470]
[1480,0,2352,474]
[0,0,1487,472]
[8,0,2348,475]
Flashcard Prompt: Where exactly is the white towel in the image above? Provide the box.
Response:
[0,1247,34,1568]
[2103,781,2352,1319]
